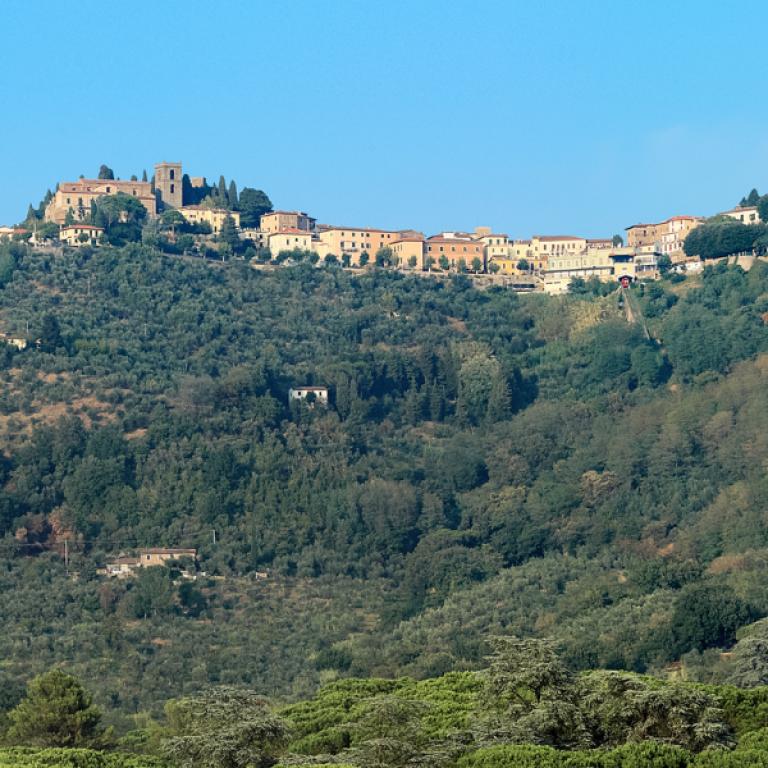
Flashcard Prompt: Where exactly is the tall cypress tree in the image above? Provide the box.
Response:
[228,180,238,209]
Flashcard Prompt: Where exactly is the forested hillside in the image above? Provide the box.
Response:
[3,241,768,727]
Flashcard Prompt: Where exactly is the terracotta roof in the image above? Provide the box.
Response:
[139,547,197,555]
[426,237,482,246]
[180,206,232,214]
[391,238,425,244]
[265,210,313,217]
[108,557,139,566]
[270,228,311,235]
[60,179,151,190]
[61,224,103,231]
[534,235,584,241]
[292,386,328,391]
[321,226,400,234]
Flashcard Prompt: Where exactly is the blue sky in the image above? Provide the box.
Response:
[1,0,767,238]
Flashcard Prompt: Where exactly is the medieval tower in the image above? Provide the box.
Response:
[154,161,183,209]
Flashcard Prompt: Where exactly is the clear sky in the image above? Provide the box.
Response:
[1,0,767,238]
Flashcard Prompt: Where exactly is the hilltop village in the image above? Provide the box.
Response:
[0,161,766,294]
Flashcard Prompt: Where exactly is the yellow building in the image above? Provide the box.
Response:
[509,239,534,267]
[315,226,404,266]
[179,206,240,234]
[60,224,104,246]
[391,237,425,269]
[45,179,157,224]
[425,236,484,272]
[542,246,658,294]
[474,229,508,268]
[529,235,587,271]
[260,211,315,233]
[267,229,314,256]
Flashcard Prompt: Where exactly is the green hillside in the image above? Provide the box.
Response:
[3,240,768,728]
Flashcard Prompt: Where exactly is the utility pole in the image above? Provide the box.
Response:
[212,529,217,545]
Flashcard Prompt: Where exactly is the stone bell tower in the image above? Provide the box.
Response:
[154,161,183,209]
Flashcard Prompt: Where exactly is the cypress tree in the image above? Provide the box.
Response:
[486,372,511,424]
[228,180,239,209]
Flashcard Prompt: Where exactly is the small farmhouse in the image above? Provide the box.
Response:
[103,547,197,578]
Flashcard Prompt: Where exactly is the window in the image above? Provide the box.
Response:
[170,183,175,194]
[170,169,175,180]
[106,187,111,193]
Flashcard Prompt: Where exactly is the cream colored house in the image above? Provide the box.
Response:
[268,229,314,256]
[530,235,587,271]
[179,206,240,234]
[60,224,104,246]
[720,206,762,225]
[543,248,614,294]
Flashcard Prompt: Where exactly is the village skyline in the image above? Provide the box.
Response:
[2,1,767,238]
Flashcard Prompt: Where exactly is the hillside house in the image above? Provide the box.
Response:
[103,547,198,578]
[289,386,329,405]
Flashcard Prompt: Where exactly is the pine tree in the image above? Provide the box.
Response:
[6,670,105,748]
[25,204,37,222]
[219,214,240,254]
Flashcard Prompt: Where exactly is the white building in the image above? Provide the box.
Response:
[289,386,329,404]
